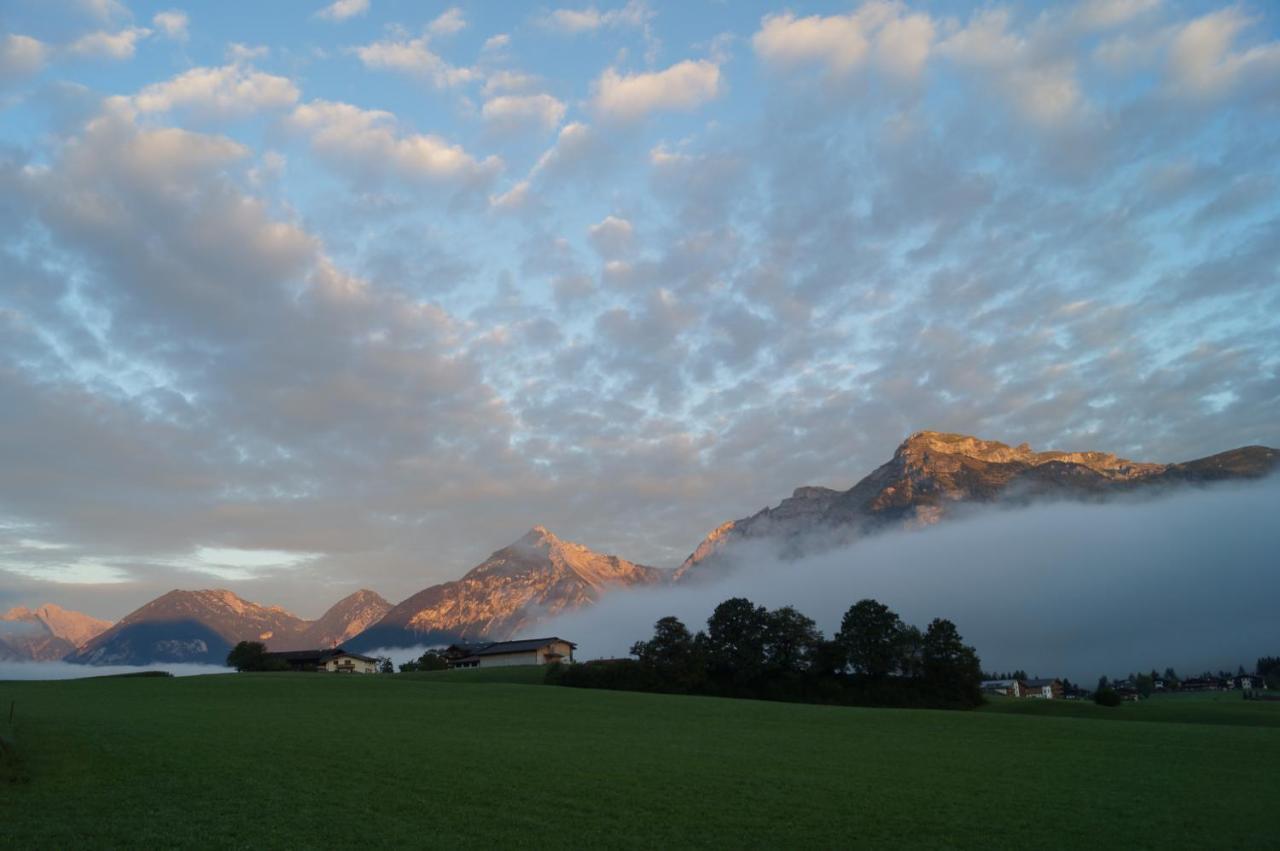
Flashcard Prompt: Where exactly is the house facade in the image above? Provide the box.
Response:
[263,647,380,673]
[447,637,576,668]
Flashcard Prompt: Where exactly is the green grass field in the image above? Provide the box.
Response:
[2,671,1277,849]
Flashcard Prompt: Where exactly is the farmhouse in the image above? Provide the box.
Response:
[981,679,1022,697]
[1021,678,1064,699]
[264,648,380,674]
[447,637,576,669]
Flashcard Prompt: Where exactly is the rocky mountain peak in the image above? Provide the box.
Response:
[678,431,1278,580]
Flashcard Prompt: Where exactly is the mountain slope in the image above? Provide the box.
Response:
[298,590,391,648]
[348,526,668,650]
[0,604,112,661]
[65,589,311,665]
[676,431,1278,580]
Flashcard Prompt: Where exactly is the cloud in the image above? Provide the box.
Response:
[288,99,502,187]
[1167,8,1280,98]
[68,27,151,60]
[540,480,1280,681]
[129,64,300,120]
[587,215,634,259]
[541,1,651,34]
[753,5,937,82]
[152,10,189,42]
[0,34,48,82]
[428,7,467,38]
[592,59,721,121]
[482,93,566,134]
[316,0,369,22]
[353,33,478,88]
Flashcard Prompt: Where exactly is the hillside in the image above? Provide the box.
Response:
[676,432,1278,579]
[1,674,1276,847]
[349,526,667,650]
[297,589,391,648]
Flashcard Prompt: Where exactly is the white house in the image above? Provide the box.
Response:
[321,650,380,674]
[448,637,576,668]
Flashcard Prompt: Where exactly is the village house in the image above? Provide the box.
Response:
[1021,678,1064,699]
[446,637,576,669]
[980,679,1022,697]
[264,648,380,674]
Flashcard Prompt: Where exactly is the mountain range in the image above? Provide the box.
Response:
[1,604,112,661]
[9,431,1274,666]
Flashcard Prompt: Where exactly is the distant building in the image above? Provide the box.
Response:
[447,637,576,669]
[264,648,380,673]
[981,679,1022,697]
[1179,677,1224,691]
[1020,678,1064,700]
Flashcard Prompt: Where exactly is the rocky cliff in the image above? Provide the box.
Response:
[675,431,1278,579]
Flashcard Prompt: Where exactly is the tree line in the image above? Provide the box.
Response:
[547,597,984,710]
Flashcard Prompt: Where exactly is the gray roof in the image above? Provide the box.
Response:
[475,637,575,656]
[1023,678,1060,687]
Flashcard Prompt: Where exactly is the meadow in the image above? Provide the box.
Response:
[1,669,1277,849]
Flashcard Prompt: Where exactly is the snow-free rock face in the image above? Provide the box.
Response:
[0,604,112,661]
[348,526,668,650]
[298,590,392,648]
[675,431,1279,580]
[65,589,312,665]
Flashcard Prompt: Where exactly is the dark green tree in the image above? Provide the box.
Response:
[226,640,270,672]
[379,657,394,674]
[631,616,706,691]
[1135,673,1155,697]
[921,619,982,685]
[836,599,907,678]
[416,650,449,671]
[705,598,770,683]
[763,606,823,674]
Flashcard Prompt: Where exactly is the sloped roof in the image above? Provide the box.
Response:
[474,637,575,656]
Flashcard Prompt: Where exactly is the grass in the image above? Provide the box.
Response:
[978,690,1280,727]
[1,672,1277,849]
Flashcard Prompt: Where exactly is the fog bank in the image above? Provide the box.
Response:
[539,480,1280,682]
[0,661,232,680]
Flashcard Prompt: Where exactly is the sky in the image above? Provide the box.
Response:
[0,0,1278,621]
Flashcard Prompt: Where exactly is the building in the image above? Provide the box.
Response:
[1021,678,1064,699]
[264,647,380,673]
[447,637,576,668]
[980,679,1022,697]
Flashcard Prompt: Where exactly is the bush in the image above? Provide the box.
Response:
[1094,687,1122,707]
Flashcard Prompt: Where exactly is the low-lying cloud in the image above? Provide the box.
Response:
[0,661,232,680]
[539,480,1280,682]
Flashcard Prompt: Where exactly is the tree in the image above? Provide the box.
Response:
[763,606,823,674]
[226,640,271,672]
[631,616,705,691]
[416,650,449,671]
[836,599,908,678]
[1135,673,1155,698]
[379,657,394,674]
[705,598,770,683]
[1094,687,1122,707]
[1096,675,1109,692]
[921,618,982,692]
[1163,667,1180,688]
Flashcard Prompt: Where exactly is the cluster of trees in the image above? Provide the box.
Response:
[1257,657,1280,689]
[547,597,984,710]
[226,641,287,672]
[397,650,449,672]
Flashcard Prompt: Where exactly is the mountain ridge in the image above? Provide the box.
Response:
[674,431,1278,579]
[26,430,1277,664]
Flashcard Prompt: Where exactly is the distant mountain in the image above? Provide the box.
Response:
[0,604,112,661]
[298,590,391,648]
[675,431,1278,580]
[348,526,668,651]
[65,589,313,665]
